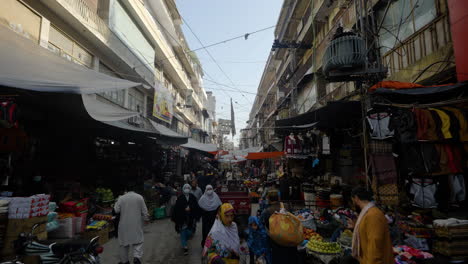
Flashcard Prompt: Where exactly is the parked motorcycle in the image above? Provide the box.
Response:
[1,223,104,264]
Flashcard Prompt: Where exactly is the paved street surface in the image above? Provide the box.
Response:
[101,219,203,264]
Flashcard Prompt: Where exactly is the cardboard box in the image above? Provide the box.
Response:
[82,226,109,246]
[5,216,47,237]
[49,218,74,239]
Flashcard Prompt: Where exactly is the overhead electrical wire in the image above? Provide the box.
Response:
[173,10,254,103]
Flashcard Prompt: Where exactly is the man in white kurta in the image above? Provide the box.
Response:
[114,190,149,264]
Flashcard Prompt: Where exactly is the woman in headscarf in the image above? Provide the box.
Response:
[203,203,241,264]
[172,184,201,255]
[247,216,270,264]
[198,185,222,247]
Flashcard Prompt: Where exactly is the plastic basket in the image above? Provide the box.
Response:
[154,207,166,219]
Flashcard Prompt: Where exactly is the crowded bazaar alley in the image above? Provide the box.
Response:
[0,0,468,264]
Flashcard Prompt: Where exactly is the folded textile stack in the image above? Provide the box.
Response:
[2,194,50,219]
[0,200,8,249]
[433,218,468,257]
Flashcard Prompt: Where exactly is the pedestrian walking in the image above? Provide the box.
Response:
[247,216,270,264]
[114,184,149,264]
[202,203,241,264]
[172,184,201,255]
[191,179,203,200]
[260,191,298,264]
[198,185,222,247]
[344,186,393,264]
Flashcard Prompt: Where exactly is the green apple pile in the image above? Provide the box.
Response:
[307,239,342,254]
[96,188,114,202]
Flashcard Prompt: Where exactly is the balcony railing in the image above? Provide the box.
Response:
[382,15,451,79]
[59,0,109,37]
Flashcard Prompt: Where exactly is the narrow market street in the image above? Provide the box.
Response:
[101,219,203,264]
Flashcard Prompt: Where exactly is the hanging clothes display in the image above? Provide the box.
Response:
[370,153,398,184]
[302,132,312,155]
[442,107,468,142]
[284,134,296,154]
[413,108,438,141]
[367,112,394,139]
[429,108,453,139]
[449,174,466,203]
[390,109,418,143]
[294,134,303,154]
[410,178,438,208]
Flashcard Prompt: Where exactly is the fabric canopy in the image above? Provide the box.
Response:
[0,25,142,94]
[370,82,466,96]
[370,82,468,104]
[149,120,188,139]
[182,138,218,153]
[246,151,285,160]
[275,101,361,132]
[82,95,139,121]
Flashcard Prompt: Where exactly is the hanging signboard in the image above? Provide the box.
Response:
[152,82,173,124]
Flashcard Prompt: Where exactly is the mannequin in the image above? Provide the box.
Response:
[284,133,296,154]
[303,132,312,155]
[296,133,304,154]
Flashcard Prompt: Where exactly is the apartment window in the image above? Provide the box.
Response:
[0,0,41,43]
[98,63,125,106]
[128,89,145,113]
[378,0,437,54]
[110,1,155,71]
[48,25,94,68]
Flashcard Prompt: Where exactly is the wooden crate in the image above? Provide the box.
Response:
[82,225,109,246]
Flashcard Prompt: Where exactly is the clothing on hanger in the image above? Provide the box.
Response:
[284,135,296,154]
[370,153,397,184]
[449,174,466,203]
[410,178,438,208]
[443,107,468,142]
[367,112,394,139]
[429,108,453,140]
[413,108,438,141]
[389,109,417,143]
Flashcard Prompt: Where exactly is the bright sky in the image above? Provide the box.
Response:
[176,0,283,146]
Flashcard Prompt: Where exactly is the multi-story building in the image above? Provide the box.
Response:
[0,0,214,144]
[246,0,459,149]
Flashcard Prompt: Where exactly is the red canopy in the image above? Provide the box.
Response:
[246,151,285,160]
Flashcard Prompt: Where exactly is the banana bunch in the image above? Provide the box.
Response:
[306,239,342,254]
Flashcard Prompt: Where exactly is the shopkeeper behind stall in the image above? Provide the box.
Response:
[345,187,393,264]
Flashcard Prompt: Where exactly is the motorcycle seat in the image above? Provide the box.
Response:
[51,239,90,256]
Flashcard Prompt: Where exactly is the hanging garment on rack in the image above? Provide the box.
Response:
[367,112,394,139]
[302,136,312,155]
[444,145,462,174]
[449,174,466,203]
[322,136,330,154]
[443,107,468,142]
[390,109,417,143]
[410,178,438,208]
[284,135,296,154]
[439,108,460,141]
[413,108,438,141]
[370,153,397,184]
[419,143,440,174]
[429,108,453,140]
[294,136,303,154]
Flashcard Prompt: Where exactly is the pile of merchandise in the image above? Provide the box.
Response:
[3,194,50,219]
[433,218,468,258]
[394,245,434,264]
[95,188,114,203]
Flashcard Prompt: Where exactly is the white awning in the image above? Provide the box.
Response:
[82,95,139,121]
[182,139,218,153]
[149,120,188,139]
[0,25,141,94]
